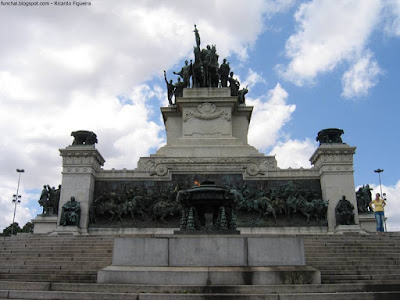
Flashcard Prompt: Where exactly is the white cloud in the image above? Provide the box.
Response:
[369,180,400,231]
[268,138,317,168]
[242,69,268,89]
[248,83,296,152]
[264,0,297,16]
[341,51,383,98]
[278,0,382,86]
[383,0,400,36]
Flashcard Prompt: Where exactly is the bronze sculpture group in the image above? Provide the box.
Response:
[38,184,61,215]
[89,180,327,228]
[164,25,249,105]
[232,181,328,226]
[90,184,181,225]
[356,184,373,213]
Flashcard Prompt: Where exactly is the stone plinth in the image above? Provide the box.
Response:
[156,87,262,158]
[32,215,57,234]
[310,143,358,231]
[111,236,305,267]
[98,236,320,285]
[359,213,382,232]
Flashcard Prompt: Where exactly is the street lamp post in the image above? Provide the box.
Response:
[374,169,384,197]
[374,168,386,232]
[11,169,25,235]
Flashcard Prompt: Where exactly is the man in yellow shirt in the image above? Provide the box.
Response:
[369,193,386,233]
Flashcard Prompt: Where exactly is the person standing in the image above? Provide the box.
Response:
[369,193,386,233]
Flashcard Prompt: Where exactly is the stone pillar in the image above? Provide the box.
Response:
[310,144,358,231]
[58,145,105,233]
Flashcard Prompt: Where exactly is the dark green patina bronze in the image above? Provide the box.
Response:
[38,184,61,215]
[356,184,373,213]
[176,181,237,232]
[164,26,249,104]
[71,130,97,146]
[89,175,325,228]
[316,128,344,145]
[335,195,355,225]
[60,196,81,226]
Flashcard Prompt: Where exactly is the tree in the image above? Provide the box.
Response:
[22,222,34,233]
[2,222,22,236]
[1,221,34,236]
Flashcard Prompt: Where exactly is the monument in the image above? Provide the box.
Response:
[32,26,362,236]
[27,24,376,288]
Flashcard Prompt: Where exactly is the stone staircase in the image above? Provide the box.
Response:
[0,233,399,299]
[0,235,113,283]
[304,234,400,284]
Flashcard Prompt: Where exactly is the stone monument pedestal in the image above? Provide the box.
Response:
[98,236,321,285]
[359,213,384,232]
[32,215,57,234]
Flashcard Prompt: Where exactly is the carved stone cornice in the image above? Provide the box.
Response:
[133,156,279,178]
[59,146,105,173]
[309,144,356,172]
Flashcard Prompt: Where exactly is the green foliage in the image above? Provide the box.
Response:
[2,222,22,236]
[2,221,34,236]
[22,222,34,233]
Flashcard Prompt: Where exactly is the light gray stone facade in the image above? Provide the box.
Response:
[36,88,360,234]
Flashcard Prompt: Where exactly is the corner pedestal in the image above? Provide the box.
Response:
[310,144,358,231]
[98,236,320,285]
[359,213,384,232]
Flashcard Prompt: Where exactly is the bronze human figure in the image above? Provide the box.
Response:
[164,71,175,105]
[238,86,248,104]
[228,72,240,96]
[219,59,230,87]
[174,60,192,88]
[174,77,185,98]
[335,196,355,225]
[194,24,201,48]
[60,196,81,226]
[38,185,49,214]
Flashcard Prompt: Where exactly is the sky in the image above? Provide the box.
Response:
[0,0,399,231]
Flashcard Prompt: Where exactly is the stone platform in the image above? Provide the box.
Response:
[97,235,320,285]
[2,233,400,298]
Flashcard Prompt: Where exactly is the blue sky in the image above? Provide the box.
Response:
[0,0,399,230]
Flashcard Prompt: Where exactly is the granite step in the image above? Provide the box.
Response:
[1,280,400,294]
[0,281,400,299]
[1,290,400,300]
